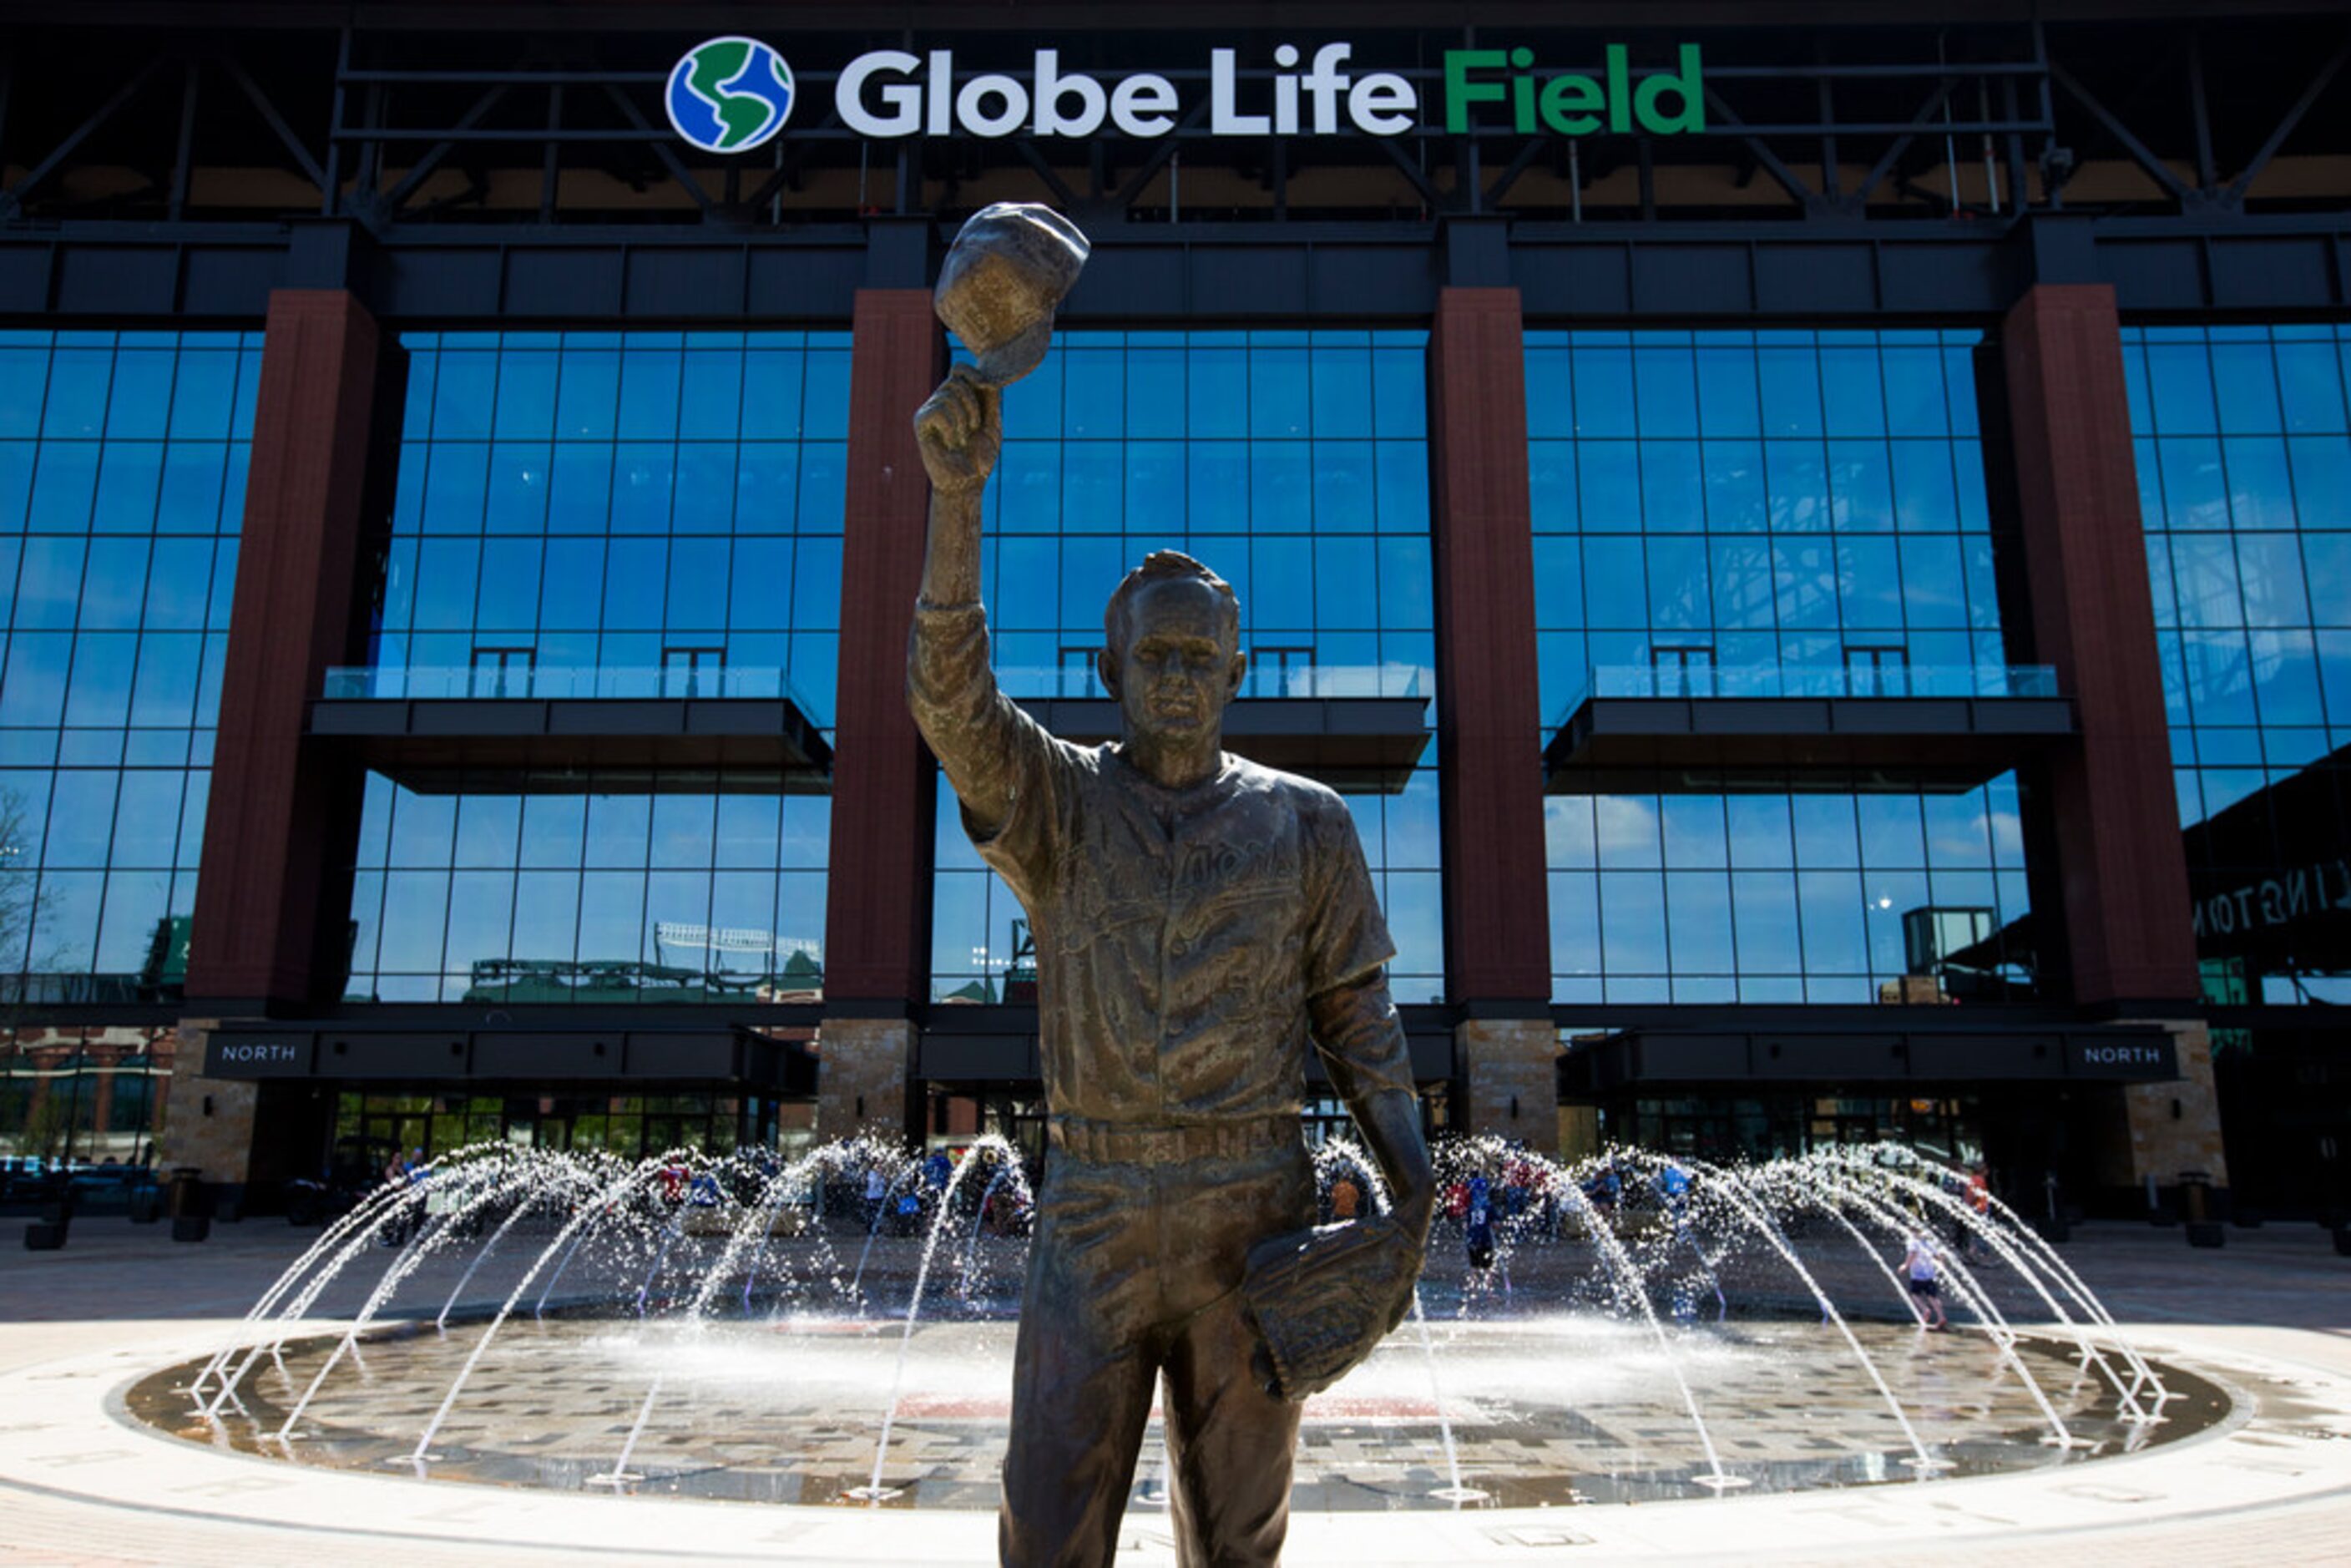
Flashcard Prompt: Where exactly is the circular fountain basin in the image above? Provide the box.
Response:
[131,1310,2228,1510]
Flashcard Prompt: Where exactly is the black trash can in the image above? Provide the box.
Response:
[24,1221,67,1250]
[164,1167,207,1220]
[170,1214,211,1243]
[127,1183,161,1224]
[2177,1171,2222,1247]
[2333,1225,2350,1258]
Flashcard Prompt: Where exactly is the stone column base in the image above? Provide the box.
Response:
[155,1023,260,1183]
[2114,1019,2230,1190]
[817,1017,916,1146]
[1455,1017,1558,1148]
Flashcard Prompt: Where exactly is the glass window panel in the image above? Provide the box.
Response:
[103,345,174,439]
[519,794,586,867]
[1731,870,1802,974]
[1595,795,1661,869]
[1631,346,1698,438]
[1755,345,1823,438]
[1724,796,1794,868]
[740,349,806,441]
[2209,342,2284,435]
[432,352,498,440]
[1797,870,1868,972]
[28,443,99,534]
[602,538,665,630]
[1818,345,1887,437]
[2146,344,2218,434]
[1790,795,1860,867]
[1856,795,1926,868]
[2249,630,2326,726]
[1572,346,1636,438]
[1659,796,1727,868]
[1374,443,1428,534]
[1898,534,1969,628]
[42,348,113,439]
[575,872,646,961]
[585,792,651,867]
[1248,345,1309,438]
[62,634,135,729]
[615,350,683,441]
[1878,346,1949,434]
[129,635,202,727]
[1599,871,1666,974]
[1827,441,1894,532]
[555,347,621,440]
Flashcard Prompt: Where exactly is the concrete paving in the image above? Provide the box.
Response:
[1,1214,2346,1566]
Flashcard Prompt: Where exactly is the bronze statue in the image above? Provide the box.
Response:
[911,204,1434,1568]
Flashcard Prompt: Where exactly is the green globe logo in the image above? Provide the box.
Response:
[666,37,796,154]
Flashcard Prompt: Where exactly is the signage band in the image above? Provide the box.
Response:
[675,38,1707,149]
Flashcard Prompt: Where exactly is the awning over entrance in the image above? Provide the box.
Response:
[203,1024,818,1094]
[309,696,833,793]
[1019,696,1432,794]
[1561,1024,2178,1094]
[1545,694,2076,795]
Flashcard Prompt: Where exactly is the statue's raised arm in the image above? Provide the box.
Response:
[907,204,1089,843]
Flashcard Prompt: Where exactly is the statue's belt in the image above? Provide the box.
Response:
[1047,1114,1298,1165]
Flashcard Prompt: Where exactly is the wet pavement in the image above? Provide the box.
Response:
[0,1213,2346,1565]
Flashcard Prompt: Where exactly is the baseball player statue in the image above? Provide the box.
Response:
[911,203,1435,1568]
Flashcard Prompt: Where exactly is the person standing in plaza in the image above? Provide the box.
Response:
[1904,1228,1949,1331]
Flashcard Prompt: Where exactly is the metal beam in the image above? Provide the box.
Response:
[599,81,715,217]
[2049,58,2191,205]
[168,61,198,222]
[2225,33,2351,207]
[1850,80,1954,211]
[220,51,328,194]
[0,58,160,220]
[1701,86,1817,215]
[377,83,507,218]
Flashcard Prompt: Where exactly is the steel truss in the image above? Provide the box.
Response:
[0,15,2344,231]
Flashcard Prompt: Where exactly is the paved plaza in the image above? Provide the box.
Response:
[0,1216,2346,1565]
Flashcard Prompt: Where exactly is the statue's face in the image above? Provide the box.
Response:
[1107,579,1244,744]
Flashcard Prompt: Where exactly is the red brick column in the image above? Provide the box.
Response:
[1999,285,2198,1009]
[187,291,387,1012]
[1428,288,1555,1136]
[819,290,941,1142]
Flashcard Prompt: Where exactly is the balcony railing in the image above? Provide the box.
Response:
[323,665,831,726]
[993,663,1432,703]
[1555,663,2060,726]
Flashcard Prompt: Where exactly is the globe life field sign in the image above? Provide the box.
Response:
[667,38,1704,148]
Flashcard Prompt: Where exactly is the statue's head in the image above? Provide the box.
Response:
[1099,551,1246,749]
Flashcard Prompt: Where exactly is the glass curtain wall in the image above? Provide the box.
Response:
[2127,324,2351,1005]
[1529,329,2032,1004]
[344,331,846,1004]
[929,330,1445,1005]
[0,330,257,1156]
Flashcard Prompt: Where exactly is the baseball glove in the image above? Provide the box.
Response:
[1241,1215,1423,1402]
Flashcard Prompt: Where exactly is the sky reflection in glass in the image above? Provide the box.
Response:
[932,331,1444,1004]
[2127,324,2351,1005]
[0,331,257,1000]
[1528,329,2029,1004]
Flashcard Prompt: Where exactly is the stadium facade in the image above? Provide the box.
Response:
[1,1,2346,1219]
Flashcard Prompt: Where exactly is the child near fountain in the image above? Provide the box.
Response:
[1904,1230,1949,1331]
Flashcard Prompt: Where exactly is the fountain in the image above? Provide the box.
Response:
[133,1136,2229,1513]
